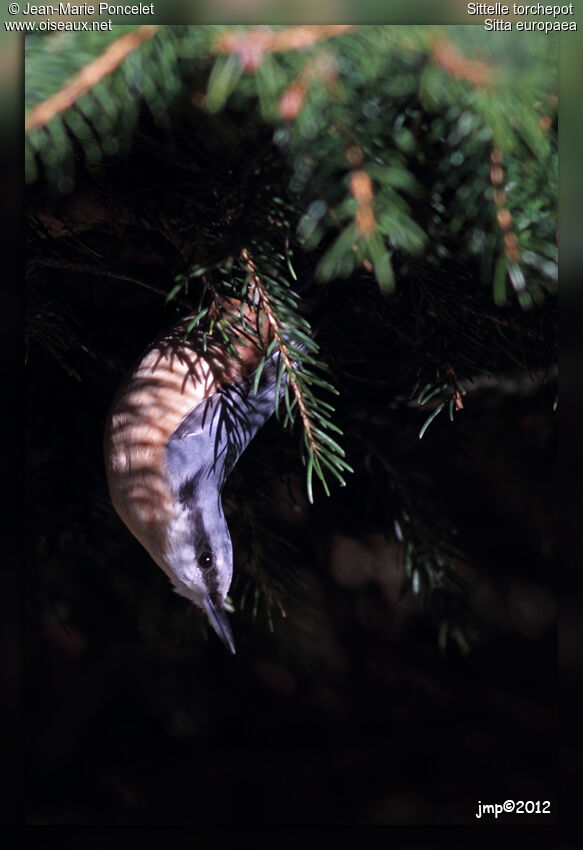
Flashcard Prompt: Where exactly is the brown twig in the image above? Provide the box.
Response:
[241,248,317,455]
[350,170,376,237]
[446,364,465,410]
[490,147,522,268]
[278,49,339,120]
[431,35,492,88]
[25,25,157,133]
[216,25,354,68]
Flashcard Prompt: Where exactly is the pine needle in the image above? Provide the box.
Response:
[26,26,158,133]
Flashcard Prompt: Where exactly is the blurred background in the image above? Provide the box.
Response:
[22,24,558,825]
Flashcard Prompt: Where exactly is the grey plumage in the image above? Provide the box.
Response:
[104,318,284,653]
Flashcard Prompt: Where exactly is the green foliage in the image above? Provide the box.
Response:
[170,241,352,503]
[25,24,557,650]
[26,25,557,303]
[25,27,211,191]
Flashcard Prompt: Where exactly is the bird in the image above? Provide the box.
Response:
[103,292,285,654]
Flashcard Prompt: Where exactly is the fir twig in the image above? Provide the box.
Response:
[242,248,317,458]
[431,35,493,88]
[25,26,158,133]
[240,247,351,502]
[215,25,355,60]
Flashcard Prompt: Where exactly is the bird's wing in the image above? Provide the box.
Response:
[165,350,284,495]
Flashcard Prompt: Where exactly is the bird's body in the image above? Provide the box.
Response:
[104,305,280,652]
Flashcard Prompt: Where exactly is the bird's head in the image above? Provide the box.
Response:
[163,477,236,654]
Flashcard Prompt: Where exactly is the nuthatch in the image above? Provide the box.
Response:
[104,300,282,653]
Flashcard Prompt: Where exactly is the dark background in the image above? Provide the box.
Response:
[24,112,557,827]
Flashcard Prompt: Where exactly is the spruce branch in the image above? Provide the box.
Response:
[242,249,317,455]
[430,35,493,88]
[25,26,557,311]
[215,25,355,67]
[25,26,202,188]
[240,248,351,503]
[25,26,158,133]
[25,25,557,661]
[361,438,473,652]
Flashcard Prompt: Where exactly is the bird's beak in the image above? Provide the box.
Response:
[203,596,236,655]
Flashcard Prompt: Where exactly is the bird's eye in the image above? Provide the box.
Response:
[197,551,213,569]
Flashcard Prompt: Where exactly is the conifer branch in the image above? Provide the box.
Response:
[25,25,157,133]
[25,24,557,655]
[239,247,351,502]
[241,248,317,457]
[215,25,355,66]
[431,35,493,87]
